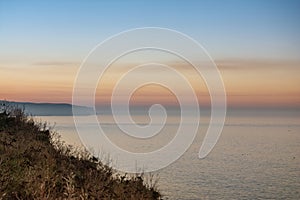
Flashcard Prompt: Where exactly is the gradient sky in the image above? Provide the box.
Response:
[0,0,300,108]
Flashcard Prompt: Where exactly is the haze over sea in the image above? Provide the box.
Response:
[1,1,300,199]
[38,108,300,199]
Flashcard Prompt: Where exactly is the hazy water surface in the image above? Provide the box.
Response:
[38,109,300,199]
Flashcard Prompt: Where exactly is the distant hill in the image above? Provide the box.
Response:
[0,100,93,116]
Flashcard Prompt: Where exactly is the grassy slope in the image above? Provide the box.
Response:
[0,109,161,200]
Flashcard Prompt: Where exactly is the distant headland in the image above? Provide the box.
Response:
[0,100,93,116]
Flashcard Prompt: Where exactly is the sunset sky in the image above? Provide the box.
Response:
[0,0,299,108]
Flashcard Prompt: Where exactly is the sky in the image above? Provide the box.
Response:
[0,0,300,108]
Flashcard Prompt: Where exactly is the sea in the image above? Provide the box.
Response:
[37,108,300,199]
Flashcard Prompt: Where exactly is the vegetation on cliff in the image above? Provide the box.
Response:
[0,107,161,199]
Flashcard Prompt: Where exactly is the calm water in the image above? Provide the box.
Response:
[38,109,300,199]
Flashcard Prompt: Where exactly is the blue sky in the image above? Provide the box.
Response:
[1,0,300,63]
[0,0,299,106]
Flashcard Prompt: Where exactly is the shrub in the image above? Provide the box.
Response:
[0,107,161,199]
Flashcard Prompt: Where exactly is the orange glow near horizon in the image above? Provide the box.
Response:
[1,59,300,108]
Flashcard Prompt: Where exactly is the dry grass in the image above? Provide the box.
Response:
[0,106,161,200]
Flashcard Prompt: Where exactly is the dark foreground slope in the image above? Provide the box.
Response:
[0,109,160,199]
